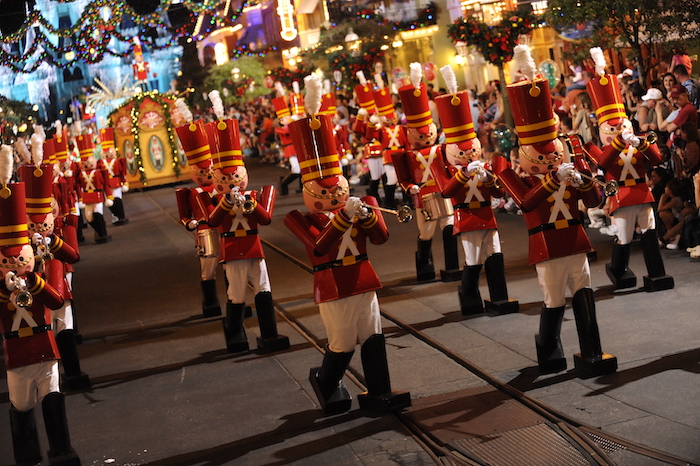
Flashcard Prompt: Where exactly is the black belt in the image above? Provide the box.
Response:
[222,229,258,237]
[619,178,645,187]
[3,324,52,340]
[313,254,368,272]
[528,218,581,236]
[454,201,491,210]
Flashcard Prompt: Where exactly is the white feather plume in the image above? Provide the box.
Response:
[304,74,323,116]
[30,125,46,165]
[175,98,193,123]
[356,71,367,86]
[55,120,63,138]
[440,65,458,95]
[409,63,422,89]
[513,44,537,81]
[14,138,31,164]
[374,73,384,90]
[0,145,13,186]
[292,81,300,95]
[208,90,225,120]
[323,79,331,94]
[275,82,285,97]
[590,47,607,76]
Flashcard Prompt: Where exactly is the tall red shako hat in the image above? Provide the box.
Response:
[18,129,53,225]
[353,71,376,114]
[319,92,337,116]
[205,90,243,175]
[372,74,397,121]
[586,47,626,126]
[435,91,476,146]
[53,123,69,163]
[0,145,29,255]
[273,96,291,120]
[75,133,95,162]
[100,127,115,153]
[43,138,56,166]
[174,99,213,170]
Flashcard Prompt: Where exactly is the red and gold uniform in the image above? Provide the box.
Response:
[432,89,517,314]
[206,117,289,354]
[274,96,301,195]
[175,119,222,318]
[285,111,410,415]
[493,68,616,377]
[75,133,112,243]
[98,127,129,225]
[393,82,459,282]
[585,70,673,292]
[0,180,81,465]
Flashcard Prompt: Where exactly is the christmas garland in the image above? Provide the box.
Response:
[447,10,540,66]
[267,66,316,87]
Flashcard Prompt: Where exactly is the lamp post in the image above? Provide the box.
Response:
[344,29,362,57]
[454,41,472,91]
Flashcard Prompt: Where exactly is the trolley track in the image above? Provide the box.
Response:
[146,190,696,466]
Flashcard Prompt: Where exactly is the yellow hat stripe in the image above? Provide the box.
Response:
[0,237,28,246]
[26,197,52,204]
[406,110,432,122]
[445,133,476,144]
[188,153,211,165]
[299,155,339,169]
[444,123,474,134]
[301,167,343,182]
[218,159,244,167]
[515,118,556,132]
[213,150,242,158]
[185,145,211,157]
[0,224,28,233]
[518,131,559,145]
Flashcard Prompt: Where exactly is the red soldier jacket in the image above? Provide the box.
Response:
[99,157,128,189]
[378,125,407,165]
[208,186,275,262]
[0,270,64,370]
[392,145,443,208]
[334,124,352,159]
[284,196,388,304]
[584,135,661,214]
[431,159,502,234]
[77,168,112,204]
[493,156,601,265]
[275,126,296,159]
[175,185,218,233]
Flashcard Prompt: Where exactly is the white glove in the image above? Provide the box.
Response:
[32,232,44,247]
[357,205,372,220]
[229,187,245,206]
[105,198,114,208]
[556,163,575,183]
[77,201,86,209]
[621,130,640,147]
[467,160,488,182]
[344,196,363,218]
[341,157,349,167]
[408,185,421,196]
[122,183,129,193]
[187,219,199,230]
[4,271,17,291]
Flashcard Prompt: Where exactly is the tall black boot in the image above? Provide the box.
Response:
[42,393,81,466]
[76,212,85,244]
[279,173,300,195]
[223,301,249,353]
[358,334,411,412]
[640,229,674,292]
[367,179,381,204]
[254,291,290,353]
[535,305,567,374]
[440,225,461,282]
[90,213,111,244]
[483,253,519,314]
[55,330,91,391]
[10,406,42,466]
[605,242,636,289]
[309,347,355,415]
[571,288,618,376]
[415,238,435,281]
[200,280,222,317]
[383,184,397,210]
[111,198,129,225]
[458,264,483,315]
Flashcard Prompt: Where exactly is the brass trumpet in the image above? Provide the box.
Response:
[14,290,33,308]
[360,202,413,223]
[567,170,619,196]
[241,199,255,214]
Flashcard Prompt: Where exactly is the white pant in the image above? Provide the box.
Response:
[460,229,501,266]
[416,210,453,241]
[535,253,591,308]
[7,361,60,412]
[52,301,74,333]
[319,291,382,353]
[611,203,655,244]
[289,155,300,174]
[223,258,271,303]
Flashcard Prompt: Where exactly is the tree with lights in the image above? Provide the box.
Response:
[544,0,700,87]
[447,9,540,128]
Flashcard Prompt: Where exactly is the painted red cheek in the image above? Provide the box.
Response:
[314,201,324,210]
[531,166,541,173]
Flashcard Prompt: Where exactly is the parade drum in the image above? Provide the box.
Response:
[196,229,220,258]
[421,192,453,221]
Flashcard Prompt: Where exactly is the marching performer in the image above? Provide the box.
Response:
[206,91,290,354]
[273,83,302,195]
[75,132,112,244]
[174,99,222,318]
[432,65,518,315]
[20,129,88,392]
[98,127,129,225]
[284,76,410,415]
[584,47,673,292]
[492,45,617,376]
[393,63,461,282]
[0,146,82,466]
